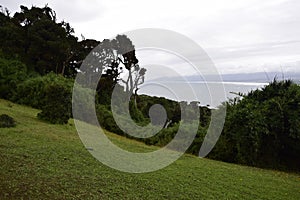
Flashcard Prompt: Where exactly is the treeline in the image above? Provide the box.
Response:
[0,5,299,172]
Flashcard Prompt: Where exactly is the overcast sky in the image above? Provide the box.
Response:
[2,0,300,75]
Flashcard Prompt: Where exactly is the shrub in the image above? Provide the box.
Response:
[12,72,73,124]
[37,82,72,124]
[13,72,73,109]
[13,75,47,108]
[96,104,123,135]
[0,114,16,128]
[72,84,97,124]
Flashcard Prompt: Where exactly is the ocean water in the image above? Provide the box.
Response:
[139,81,268,107]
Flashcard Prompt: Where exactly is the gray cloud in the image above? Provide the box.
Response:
[1,0,104,23]
[2,0,300,74]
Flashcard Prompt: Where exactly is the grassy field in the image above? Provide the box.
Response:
[0,99,299,199]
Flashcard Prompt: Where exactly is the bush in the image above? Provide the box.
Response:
[13,75,47,108]
[72,84,97,124]
[96,104,123,134]
[11,72,73,124]
[13,73,73,109]
[37,82,72,124]
[0,114,16,128]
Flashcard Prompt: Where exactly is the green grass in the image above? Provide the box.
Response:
[0,99,299,199]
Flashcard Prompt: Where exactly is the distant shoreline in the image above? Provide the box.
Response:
[146,71,300,84]
[144,81,269,86]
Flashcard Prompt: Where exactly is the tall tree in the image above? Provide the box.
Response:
[0,6,25,59]
[114,35,145,98]
[11,5,78,75]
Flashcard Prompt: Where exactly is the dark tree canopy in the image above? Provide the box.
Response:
[0,5,78,76]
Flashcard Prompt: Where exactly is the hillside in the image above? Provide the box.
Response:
[0,99,299,199]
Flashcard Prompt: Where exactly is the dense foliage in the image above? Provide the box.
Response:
[12,73,72,108]
[37,80,72,124]
[210,80,300,171]
[0,5,78,76]
[0,56,28,99]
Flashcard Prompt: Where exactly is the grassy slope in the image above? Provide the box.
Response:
[0,99,299,199]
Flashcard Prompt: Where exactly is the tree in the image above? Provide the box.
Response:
[0,6,25,59]
[75,35,146,105]
[114,35,146,99]
[10,5,78,76]
[0,56,28,99]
